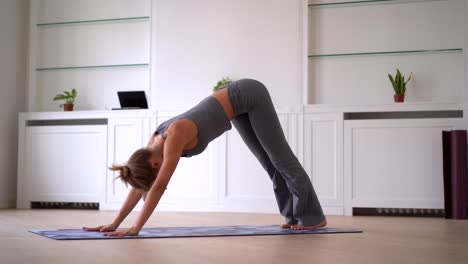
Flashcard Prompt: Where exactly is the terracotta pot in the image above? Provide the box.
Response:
[394,94,405,103]
[63,104,74,111]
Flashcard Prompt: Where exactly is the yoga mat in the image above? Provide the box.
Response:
[30,225,362,240]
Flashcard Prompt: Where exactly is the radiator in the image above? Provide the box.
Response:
[353,207,445,217]
[31,201,99,210]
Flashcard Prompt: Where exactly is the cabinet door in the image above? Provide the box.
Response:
[303,113,344,208]
[344,118,463,215]
[25,125,107,203]
[106,118,146,206]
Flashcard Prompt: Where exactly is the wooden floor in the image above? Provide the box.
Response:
[0,209,467,264]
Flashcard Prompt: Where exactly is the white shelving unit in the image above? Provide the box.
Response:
[304,0,466,215]
[19,0,155,209]
[27,0,152,112]
[306,0,464,105]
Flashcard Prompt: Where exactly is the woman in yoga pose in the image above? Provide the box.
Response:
[83,79,326,236]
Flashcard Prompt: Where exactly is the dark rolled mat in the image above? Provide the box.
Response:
[30,225,362,240]
[442,130,468,219]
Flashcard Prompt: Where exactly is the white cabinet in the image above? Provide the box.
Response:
[344,118,464,215]
[16,109,464,215]
[21,125,107,207]
[103,117,150,209]
[303,113,344,213]
[17,112,156,210]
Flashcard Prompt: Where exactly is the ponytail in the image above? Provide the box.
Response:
[109,148,158,191]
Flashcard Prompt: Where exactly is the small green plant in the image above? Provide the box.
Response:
[53,88,78,105]
[388,69,412,95]
[213,77,233,92]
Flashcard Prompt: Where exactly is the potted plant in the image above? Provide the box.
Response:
[213,77,233,92]
[53,89,78,111]
[388,69,412,103]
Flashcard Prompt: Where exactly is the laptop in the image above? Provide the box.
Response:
[112,91,148,110]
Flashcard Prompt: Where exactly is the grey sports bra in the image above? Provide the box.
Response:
[154,96,232,157]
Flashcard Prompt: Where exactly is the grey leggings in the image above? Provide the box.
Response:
[220,79,325,226]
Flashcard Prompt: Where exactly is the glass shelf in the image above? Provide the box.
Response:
[308,48,463,58]
[36,63,149,71]
[36,16,150,27]
[308,0,438,8]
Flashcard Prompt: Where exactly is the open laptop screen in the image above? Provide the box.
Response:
[117,91,148,109]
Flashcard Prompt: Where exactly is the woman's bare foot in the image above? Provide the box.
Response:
[290,218,327,230]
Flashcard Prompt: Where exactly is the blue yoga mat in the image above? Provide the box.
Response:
[30,225,362,240]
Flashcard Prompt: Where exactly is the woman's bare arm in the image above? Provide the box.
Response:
[83,187,144,232]
[102,123,185,236]
[100,135,152,229]
[111,187,145,227]
[131,127,184,230]
[114,133,155,225]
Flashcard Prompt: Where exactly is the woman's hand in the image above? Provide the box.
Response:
[103,226,141,237]
[82,223,118,232]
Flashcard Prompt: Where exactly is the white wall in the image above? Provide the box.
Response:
[18,0,467,215]
[153,0,304,110]
[150,0,307,213]
[0,0,28,208]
